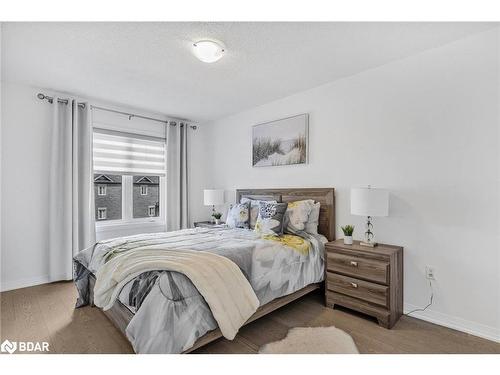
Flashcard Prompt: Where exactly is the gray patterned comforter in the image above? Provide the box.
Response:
[73,227,325,353]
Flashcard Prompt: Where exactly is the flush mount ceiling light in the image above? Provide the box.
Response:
[192,40,225,63]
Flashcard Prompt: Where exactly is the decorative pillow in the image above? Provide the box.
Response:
[241,197,277,229]
[304,202,321,234]
[226,201,250,229]
[254,201,288,236]
[284,199,314,232]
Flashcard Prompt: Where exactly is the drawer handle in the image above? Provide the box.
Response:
[350,261,358,267]
[350,282,358,288]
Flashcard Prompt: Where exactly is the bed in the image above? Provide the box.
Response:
[73,188,335,353]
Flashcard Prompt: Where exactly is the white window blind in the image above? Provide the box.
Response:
[93,130,166,176]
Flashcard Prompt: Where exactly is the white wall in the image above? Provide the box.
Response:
[1,82,53,291]
[188,124,214,223]
[194,29,500,341]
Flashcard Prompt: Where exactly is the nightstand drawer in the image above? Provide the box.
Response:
[326,272,388,307]
[326,252,389,284]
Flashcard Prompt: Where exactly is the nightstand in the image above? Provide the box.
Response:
[193,221,226,228]
[324,239,403,328]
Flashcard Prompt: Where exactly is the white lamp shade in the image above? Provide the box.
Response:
[204,189,225,206]
[350,187,389,217]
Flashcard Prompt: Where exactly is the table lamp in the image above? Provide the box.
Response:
[203,189,225,222]
[350,186,389,247]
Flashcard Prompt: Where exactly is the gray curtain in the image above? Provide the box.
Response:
[166,121,189,231]
[48,99,95,281]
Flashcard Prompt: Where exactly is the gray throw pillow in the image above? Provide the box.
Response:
[255,201,288,236]
[241,197,277,229]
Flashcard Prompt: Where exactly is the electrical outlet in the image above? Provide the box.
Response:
[425,266,435,280]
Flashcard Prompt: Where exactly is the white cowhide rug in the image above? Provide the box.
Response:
[259,326,359,354]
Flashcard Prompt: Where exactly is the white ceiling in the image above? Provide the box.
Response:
[2,22,495,122]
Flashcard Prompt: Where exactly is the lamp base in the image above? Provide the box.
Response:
[360,241,378,248]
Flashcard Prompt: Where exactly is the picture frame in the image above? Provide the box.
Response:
[252,113,309,167]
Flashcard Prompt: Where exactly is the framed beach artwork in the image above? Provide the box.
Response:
[252,113,309,167]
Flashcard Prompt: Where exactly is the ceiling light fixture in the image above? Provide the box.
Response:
[192,40,225,63]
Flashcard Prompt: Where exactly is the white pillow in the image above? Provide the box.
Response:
[241,197,277,229]
[304,202,321,234]
[285,199,314,232]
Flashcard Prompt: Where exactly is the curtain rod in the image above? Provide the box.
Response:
[91,105,197,129]
[36,93,197,130]
[37,93,85,108]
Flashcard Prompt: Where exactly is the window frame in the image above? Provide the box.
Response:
[95,175,166,229]
[92,114,167,237]
[140,185,148,196]
[97,207,107,220]
[97,184,107,196]
[148,205,156,217]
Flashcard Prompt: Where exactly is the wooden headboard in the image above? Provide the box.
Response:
[236,188,335,241]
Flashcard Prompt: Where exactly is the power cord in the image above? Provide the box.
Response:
[405,279,434,316]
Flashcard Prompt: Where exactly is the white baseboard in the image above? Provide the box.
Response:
[404,303,500,343]
[0,274,70,292]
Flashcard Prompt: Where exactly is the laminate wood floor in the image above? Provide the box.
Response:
[1,281,498,354]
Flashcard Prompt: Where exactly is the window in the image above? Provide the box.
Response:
[93,129,166,226]
[97,184,107,196]
[97,208,107,220]
[133,176,160,218]
[94,174,122,220]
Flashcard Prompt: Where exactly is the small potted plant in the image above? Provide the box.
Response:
[341,225,354,245]
[212,212,222,225]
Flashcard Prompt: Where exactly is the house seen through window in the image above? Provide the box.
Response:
[93,174,160,221]
[94,175,122,221]
[133,176,159,218]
